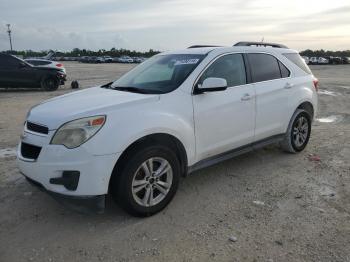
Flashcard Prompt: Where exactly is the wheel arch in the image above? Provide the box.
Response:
[284,99,315,134]
[297,101,314,120]
[108,133,188,193]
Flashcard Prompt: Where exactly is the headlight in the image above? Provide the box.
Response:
[51,115,106,149]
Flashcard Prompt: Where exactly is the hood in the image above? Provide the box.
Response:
[27,86,160,130]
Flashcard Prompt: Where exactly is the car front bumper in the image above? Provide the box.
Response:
[23,175,106,213]
[17,130,120,211]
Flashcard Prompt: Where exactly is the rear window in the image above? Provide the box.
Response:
[283,53,312,74]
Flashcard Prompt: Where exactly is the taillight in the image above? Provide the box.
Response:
[56,63,63,67]
[313,78,319,92]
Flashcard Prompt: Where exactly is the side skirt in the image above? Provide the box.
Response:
[188,134,285,174]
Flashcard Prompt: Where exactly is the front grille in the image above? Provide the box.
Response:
[21,142,42,160]
[26,121,49,135]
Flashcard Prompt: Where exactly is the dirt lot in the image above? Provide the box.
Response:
[0,62,349,262]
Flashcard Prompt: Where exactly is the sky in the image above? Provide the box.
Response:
[0,0,349,52]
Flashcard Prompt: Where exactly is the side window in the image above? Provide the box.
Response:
[248,53,281,82]
[198,54,247,87]
[278,61,290,78]
[27,60,50,66]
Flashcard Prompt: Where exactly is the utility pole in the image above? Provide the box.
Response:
[6,24,13,51]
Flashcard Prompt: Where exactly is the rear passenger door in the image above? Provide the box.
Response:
[247,53,292,141]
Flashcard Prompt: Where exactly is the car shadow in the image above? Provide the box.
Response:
[0,88,49,93]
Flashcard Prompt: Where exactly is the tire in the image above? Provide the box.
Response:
[41,77,59,91]
[280,109,312,153]
[111,145,180,217]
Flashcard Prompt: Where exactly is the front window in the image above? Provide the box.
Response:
[110,54,205,94]
[198,54,247,87]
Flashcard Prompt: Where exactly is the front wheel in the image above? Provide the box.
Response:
[280,109,312,153]
[111,145,180,217]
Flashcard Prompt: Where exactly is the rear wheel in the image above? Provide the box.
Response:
[41,77,59,91]
[111,145,180,217]
[280,109,312,153]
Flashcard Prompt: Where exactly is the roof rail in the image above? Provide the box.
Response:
[234,41,288,48]
[187,45,221,49]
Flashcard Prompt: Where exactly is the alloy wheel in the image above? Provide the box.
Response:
[131,157,173,207]
[292,116,309,148]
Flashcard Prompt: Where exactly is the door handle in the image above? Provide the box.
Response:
[241,93,252,101]
[284,83,294,89]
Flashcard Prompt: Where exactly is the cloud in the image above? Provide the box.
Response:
[0,0,349,51]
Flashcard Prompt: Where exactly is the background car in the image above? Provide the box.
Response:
[318,57,329,64]
[95,57,105,63]
[325,56,341,65]
[341,57,350,64]
[117,56,134,63]
[79,56,89,63]
[133,57,147,63]
[0,53,65,91]
[309,57,318,65]
[103,56,113,63]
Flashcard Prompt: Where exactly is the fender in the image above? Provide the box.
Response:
[85,89,197,165]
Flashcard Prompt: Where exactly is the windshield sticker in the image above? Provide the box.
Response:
[174,59,200,65]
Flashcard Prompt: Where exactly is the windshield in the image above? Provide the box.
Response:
[13,55,33,67]
[110,54,205,94]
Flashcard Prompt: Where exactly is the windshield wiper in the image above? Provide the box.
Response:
[101,82,113,89]
[112,86,151,94]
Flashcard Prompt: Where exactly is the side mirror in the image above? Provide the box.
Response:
[197,77,228,93]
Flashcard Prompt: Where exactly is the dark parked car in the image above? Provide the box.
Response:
[341,57,349,64]
[326,56,342,65]
[0,53,66,91]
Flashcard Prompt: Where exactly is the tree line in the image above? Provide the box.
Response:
[300,49,350,57]
[4,47,161,58]
[3,47,350,58]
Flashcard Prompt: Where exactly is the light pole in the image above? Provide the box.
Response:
[6,24,13,51]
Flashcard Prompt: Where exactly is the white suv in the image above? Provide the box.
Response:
[17,42,318,216]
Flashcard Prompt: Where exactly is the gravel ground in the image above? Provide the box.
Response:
[0,63,349,262]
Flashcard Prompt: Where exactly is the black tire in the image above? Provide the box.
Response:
[71,80,79,89]
[280,109,312,153]
[111,145,180,217]
[41,77,59,91]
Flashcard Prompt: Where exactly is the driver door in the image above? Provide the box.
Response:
[192,53,255,161]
